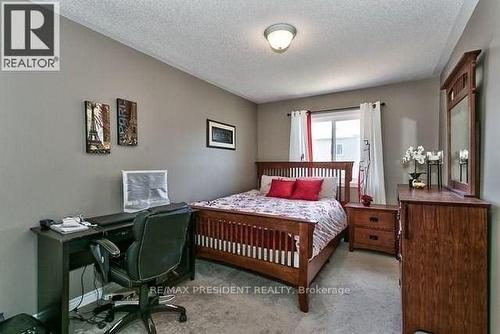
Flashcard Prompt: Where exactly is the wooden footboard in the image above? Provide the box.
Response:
[193,208,313,286]
[193,207,346,312]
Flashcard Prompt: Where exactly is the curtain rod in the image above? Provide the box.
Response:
[286,102,385,116]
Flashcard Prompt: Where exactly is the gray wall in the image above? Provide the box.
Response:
[0,17,257,316]
[257,78,440,204]
[439,0,500,331]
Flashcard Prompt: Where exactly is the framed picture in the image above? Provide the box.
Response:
[117,98,138,146]
[206,119,236,150]
[85,101,111,154]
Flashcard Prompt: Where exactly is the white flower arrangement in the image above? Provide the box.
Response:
[401,146,426,166]
[401,146,426,186]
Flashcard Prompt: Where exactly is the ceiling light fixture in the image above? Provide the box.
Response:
[264,23,296,53]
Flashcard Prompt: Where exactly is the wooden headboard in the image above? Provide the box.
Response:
[256,161,354,205]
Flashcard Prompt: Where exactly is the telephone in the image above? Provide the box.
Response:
[62,215,93,227]
[62,216,82,227]
[49,215,95,234]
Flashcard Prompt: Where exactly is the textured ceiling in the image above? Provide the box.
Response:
[46,0,478,103]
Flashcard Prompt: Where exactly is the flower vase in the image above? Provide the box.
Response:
[409,172,423,188]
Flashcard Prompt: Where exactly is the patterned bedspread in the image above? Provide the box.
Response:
[191,190,347,258]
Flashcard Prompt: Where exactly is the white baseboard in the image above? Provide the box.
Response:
[33,288,103,319]
[68,288,104,311]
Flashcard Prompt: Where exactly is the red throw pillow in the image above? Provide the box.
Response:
[290,179,324,201]
[266,179,296,199]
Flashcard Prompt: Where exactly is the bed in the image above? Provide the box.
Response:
[191,161,353,312]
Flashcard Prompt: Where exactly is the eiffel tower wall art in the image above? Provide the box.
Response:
[117,98,138,146]
[85,101,111,154]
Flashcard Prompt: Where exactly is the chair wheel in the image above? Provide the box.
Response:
[179,313,187,322]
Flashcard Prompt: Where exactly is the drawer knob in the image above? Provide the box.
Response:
[369,217,379,223]
[369,234,379,240]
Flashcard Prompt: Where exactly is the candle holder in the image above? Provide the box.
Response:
[426,150,443,189]
[459,149,469,183]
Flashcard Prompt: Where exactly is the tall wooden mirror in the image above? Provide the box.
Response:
[441,50,481,197]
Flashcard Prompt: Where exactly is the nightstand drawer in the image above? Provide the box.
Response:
[353,227,395,251]
[350,210,395,230]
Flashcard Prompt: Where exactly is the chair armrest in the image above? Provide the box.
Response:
[90,239,120,283]
[91,238,120,257]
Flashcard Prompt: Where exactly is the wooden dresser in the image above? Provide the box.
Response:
[346,203,398,256]
[398,185,489,334]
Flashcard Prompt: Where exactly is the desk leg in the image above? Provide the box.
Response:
[37,235,70,334]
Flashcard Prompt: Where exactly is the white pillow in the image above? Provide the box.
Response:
[259,175,338,199]
[316,177,338,199]
[259,175,294,194]
[259,175,273,194]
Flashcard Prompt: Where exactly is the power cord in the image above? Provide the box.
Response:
[72,266,87,312]
[70,311,108,329]
[69,265,108,329]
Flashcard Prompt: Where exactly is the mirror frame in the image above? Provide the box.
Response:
[441,50,481,197]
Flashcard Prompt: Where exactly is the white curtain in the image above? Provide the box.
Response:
[360,102,386,204]
[289,110,310,161]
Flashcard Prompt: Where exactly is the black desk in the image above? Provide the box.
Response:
[30,207,195,334]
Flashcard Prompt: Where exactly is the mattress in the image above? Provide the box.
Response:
[191,190,347,259]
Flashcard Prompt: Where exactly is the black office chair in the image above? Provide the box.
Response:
[92,204,192,334]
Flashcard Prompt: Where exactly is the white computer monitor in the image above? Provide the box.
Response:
[122,170,170,213]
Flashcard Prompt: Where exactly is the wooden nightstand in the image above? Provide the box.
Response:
[346,203,398,256]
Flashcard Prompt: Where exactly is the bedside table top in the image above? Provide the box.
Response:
[345,202,398,211]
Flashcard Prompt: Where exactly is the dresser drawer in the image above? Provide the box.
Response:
[350,209,395,230]
[353,227,395,253]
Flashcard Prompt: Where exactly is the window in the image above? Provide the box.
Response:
[336,144,344,156]
[311,108,360,183]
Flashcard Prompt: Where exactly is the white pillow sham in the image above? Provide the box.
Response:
[259,175,338,199]
[315,177,338,199]
[259,175,294,195]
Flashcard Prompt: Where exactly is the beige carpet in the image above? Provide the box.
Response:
[72,243,401,334]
